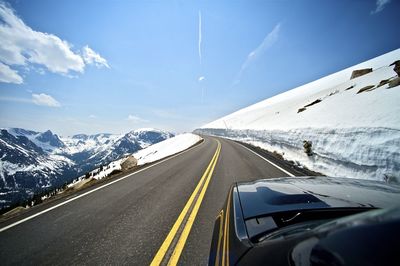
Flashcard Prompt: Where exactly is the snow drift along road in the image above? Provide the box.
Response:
[197,49,400,181]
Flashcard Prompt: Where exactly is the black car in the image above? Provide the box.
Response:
[209,176,400,266]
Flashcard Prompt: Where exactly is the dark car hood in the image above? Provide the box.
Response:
[237,176,400,219]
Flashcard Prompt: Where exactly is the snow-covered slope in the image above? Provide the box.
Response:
[197,49,400,181]
[68,133,202,189]
[133,133,202,165]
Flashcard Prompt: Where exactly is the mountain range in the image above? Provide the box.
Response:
[0,128,173,210]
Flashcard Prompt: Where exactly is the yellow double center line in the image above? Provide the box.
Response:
[221,189,232,266]
[151,140,221,266]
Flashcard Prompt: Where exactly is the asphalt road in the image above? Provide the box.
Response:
[0,136,300,265]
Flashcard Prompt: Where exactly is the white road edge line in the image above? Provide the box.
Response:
[0,138,205,233]
[237,142,295,177]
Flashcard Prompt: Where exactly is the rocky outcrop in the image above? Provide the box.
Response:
[350,68,372,79]
[35,130,65,148]
[388,77,400,88]
[357,85,375,94]
[390,60,400,77]
[377,79,390,87]
[121,156,138,171]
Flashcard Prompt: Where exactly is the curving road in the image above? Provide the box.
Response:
[0,136,300,265]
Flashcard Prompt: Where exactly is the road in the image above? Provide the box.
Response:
[0,136,300,265]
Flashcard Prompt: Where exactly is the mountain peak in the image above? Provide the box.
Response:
[8,128,39,137]
[35,130,64,148]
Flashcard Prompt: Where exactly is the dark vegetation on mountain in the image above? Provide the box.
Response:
[0,128,173,212]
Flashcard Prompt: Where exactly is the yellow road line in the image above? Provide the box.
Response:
[221,189,231,266]
[226,192,231,266]
[150,140,221,266]
[167,142,221,265]
[215,210,224,266]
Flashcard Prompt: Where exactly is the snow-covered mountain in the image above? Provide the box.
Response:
[0,128,173,210]
[196,49,400,181]
[60,128,173,170]
[68,133,202,187]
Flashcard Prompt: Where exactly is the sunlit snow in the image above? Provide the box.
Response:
[198,49,400,181]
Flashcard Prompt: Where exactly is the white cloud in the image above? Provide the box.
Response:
[198,10,202,64]
[0,95,31,103]
[0,61,23,84]
[198,76,205,82]
[32,93,61,107]
[234,23,281,85]
[371,0,391,14]
[82,46,110,68]
[88,114,97,119]
[127,114,148,123]
[0,92,61,107]
[0,3,109,84]
[0,3,84,73]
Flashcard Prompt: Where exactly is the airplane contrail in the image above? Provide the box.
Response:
[233,23,281,85]
[198,10,202,64]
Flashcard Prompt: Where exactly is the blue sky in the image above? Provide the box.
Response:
[0,0,399,136]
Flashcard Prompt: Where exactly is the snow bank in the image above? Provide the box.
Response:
[200,128,400,181]
[197,49,400,181]
[70,133,202,186]
[133,133,202,165]
[93,159,124,180]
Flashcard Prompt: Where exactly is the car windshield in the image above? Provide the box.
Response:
[252,208,374,243]
[258,219,326,242]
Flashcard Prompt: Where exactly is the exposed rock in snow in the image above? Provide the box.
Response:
[350,68,372,79]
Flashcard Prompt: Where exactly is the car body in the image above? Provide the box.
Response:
[209,176,400,265]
